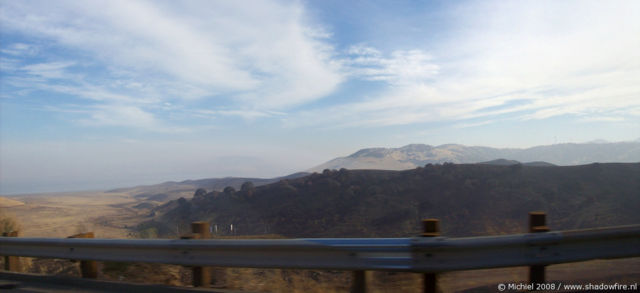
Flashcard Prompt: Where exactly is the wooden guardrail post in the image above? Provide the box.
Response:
[350,270,366,293]
[2,231,22,272]
[422,219,440,293]
[67,232,98,278]
[181,222,211,288]
[529,212,549,285]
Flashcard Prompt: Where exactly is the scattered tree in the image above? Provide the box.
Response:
[194,188,207,198]
[0,210,21,234]
[138,227,158,239]
[240,181,255,192]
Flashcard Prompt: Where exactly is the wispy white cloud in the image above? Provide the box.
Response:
[43,103,188,133]
[21,61,77,79]
[81,104,156,128]
[578,116,625,123]
[346,45,439,84]
[0,0,344,128]
[195,109,284,121]
[287,0,640,128]
[0,43,38,56]
[2,0,638,133]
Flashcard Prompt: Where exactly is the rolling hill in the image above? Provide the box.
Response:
[107,172,308,202]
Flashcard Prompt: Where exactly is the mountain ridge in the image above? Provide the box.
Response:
[309,141,640,172]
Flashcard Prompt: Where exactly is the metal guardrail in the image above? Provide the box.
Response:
[1,225,638,273]
[412,224,640,272]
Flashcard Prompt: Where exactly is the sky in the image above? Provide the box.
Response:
[1,0,639,194]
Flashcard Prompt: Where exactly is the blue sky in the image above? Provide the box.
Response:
[1,0,639,194]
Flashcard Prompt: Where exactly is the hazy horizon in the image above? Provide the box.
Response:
[2,0,639,195]
[2,139,639,195]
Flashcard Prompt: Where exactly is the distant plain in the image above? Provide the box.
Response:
[3,191,147,238]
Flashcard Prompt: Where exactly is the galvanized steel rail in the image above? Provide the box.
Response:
[1,224,638,272]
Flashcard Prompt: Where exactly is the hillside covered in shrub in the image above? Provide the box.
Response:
[142,163,640,238]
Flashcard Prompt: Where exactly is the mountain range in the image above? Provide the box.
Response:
[308,141,640,172]
[105,141,639,201]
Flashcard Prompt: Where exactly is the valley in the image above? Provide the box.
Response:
[3,191,148,238]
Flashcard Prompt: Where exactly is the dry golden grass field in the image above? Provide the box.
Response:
[0,196,25,208]
[2,191,146,238]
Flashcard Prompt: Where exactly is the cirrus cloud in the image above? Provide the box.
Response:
[0,0,344,129]
[287,0,640,129]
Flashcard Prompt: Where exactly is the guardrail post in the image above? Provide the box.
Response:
[350,270,366,293]
[2,231,22,272]
[184,222,211,288]
[67,232,98,278]
[422,218,440,293]
[529,212,549,286]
